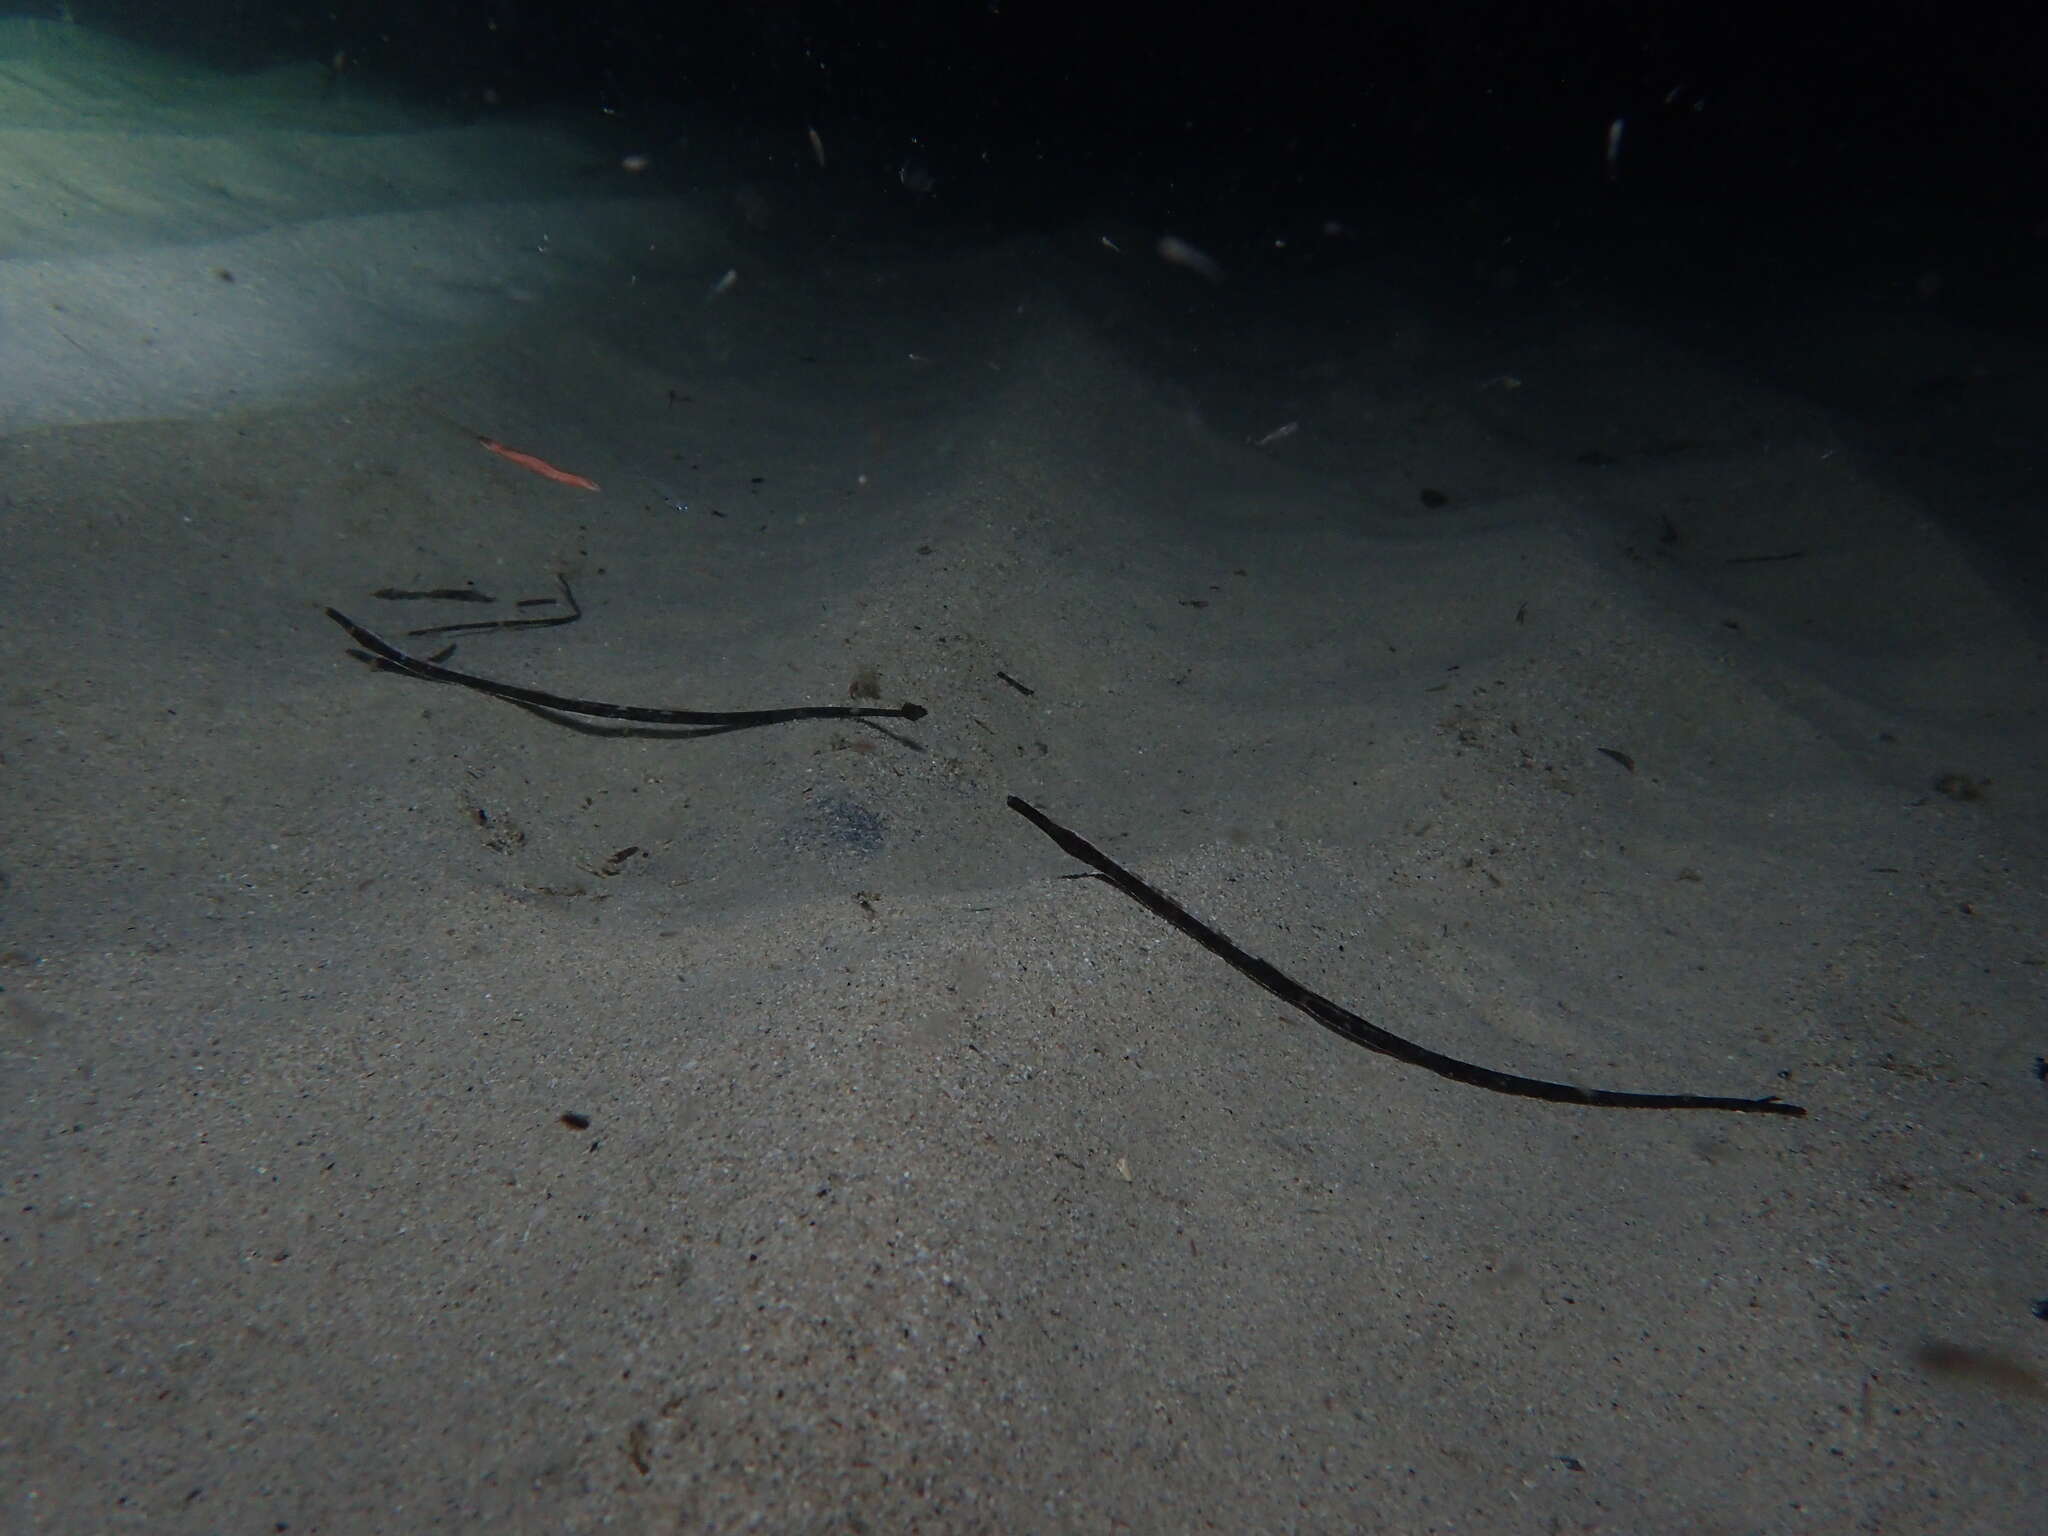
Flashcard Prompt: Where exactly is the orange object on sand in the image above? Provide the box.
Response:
[478,436,600,491]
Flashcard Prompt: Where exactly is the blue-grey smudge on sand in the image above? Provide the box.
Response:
[785,789,889,857]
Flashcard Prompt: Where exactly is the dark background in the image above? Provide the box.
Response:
[21,0,2046,587]
[43,0,2048,229]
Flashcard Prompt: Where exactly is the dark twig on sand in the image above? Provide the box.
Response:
[326,607,927,731]
[1009,796,1805,1116]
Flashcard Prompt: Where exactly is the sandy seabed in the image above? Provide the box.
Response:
[3,20,2044,1534]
